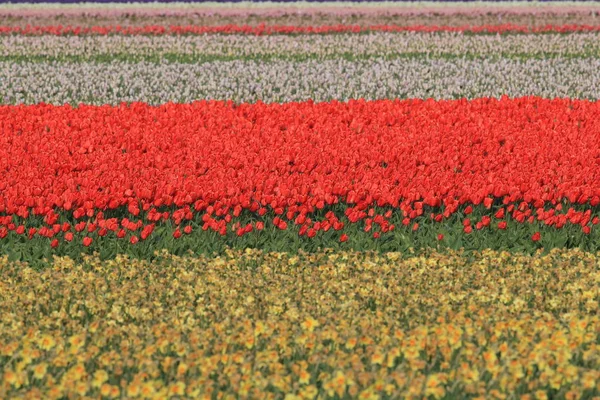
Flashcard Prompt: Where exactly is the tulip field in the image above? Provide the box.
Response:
[1,1,600,399]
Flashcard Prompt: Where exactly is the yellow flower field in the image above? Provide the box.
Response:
[1,249,599,399]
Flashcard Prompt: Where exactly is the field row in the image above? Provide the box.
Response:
[3,0,598,12]
[4,33,600,60]
[2,98,600,260]
[4,24,600,35]
[3,12,600,28]
[4,98,598,217]
[3,58,600,105]
[1,249,598,398]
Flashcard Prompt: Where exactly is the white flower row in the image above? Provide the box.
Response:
[2,1,600,10]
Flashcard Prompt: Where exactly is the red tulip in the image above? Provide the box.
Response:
[75,222,86,232]
[299,225,308,236]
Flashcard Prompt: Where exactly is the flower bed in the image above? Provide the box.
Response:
[1,249,598,399]
[2,98,600,262]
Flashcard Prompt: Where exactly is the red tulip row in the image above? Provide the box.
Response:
[1,23,600,35]
[1,97,600,247]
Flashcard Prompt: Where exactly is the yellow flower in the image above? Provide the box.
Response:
[1,342,19,357]
[238,380,252,397]
[426,374,441,388]
[20,346,34,365]
[345,337,357,350]
[140,381,156,398]
[168,382,186,396]
[582,371,597,389]
[386,347,400,368]
[157,338,170,354]
[68,363,86,380]
[75,381,89,396]
[266,350,279,363]
[176,362,188,377]
[549,374,563,390]
[483,351,497,365]
[68,334,85,353]
[244,335,255,349]
[425,374,446,399]
[4,369,18,387]
[174,344,187,357]
[298,369,311,385]
[300,385,318,400]
[359,389,380,400]
[535,391,548,400]
[328,371,348,397]
[38,335,56,351]
[100,383,112,397]
[254,321,266,336]
[89,321,100,333]
[425,386,446,399]
[32,363,47,380]
[92,369,109,388]
[47,385,63,399]
[550,331,567,349]
[565,390,580,400]
[127,382,141,398]
[232,353,244,364]
[110,385,121,398]
[371,351,384,365]
[301,316,319,332]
